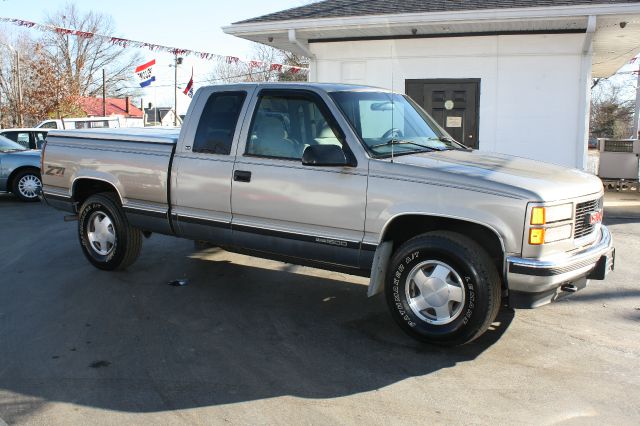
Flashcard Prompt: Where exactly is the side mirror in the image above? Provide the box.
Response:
[302,144,352,167]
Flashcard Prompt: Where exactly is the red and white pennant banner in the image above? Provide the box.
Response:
[0,16,308,74]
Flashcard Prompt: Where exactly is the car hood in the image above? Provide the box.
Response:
[385,150,602,202]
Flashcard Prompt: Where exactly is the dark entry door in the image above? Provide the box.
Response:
[406,79,480,149]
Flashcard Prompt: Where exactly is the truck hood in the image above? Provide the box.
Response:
[388,150,602,202]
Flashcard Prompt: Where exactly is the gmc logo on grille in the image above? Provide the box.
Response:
[588,210,603,225]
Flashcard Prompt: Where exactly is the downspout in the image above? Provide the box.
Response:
[584,17,596,51]
[288,29,316,81]
[288,29,315,58]
[576,15,596,170]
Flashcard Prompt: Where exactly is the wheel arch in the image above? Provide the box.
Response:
[72,177,123,206]
[7,166,40,192]
[367,213,507,297]
[380,213,506,255]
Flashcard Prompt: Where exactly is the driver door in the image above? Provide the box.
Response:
[231,89,368,268]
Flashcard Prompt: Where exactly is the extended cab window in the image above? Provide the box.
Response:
[246,92,341,160]
[193,91,246,155]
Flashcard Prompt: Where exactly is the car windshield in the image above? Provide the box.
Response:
[330,91,465,157]
[0,135,27,152]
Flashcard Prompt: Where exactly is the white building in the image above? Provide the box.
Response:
[224,0,640,169]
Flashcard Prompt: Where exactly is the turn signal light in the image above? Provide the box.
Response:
[531,207,546,225]
[529,228,545,245]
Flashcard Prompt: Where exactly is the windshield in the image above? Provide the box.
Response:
[330,91,465,157]
[0,135,27,152]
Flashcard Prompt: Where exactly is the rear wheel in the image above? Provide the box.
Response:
[78,193,142,270]
[385,231,501,346]
[12,169,42,202]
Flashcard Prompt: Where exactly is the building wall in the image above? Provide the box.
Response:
[309,33,591,169]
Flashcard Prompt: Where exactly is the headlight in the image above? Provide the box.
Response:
[528,203,574,245]
[530,203,573,225]
[543,224,573,243]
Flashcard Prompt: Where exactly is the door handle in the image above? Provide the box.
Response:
[233,170,252,182]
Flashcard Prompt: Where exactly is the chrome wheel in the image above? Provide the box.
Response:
[87,211,116,256]
[17,174,41,199]
[405,260,466,325]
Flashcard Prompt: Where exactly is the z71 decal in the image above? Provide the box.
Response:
[45,166,65,177]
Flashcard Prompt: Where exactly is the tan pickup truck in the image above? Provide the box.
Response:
[41,83,615,345]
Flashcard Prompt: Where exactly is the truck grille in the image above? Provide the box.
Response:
[574,197,603,239]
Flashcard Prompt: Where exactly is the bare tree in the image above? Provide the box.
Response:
[277,49,308,82]
[1,5,143,126]
[41,4,141,98]
[208,44,308,84]
[590,78,635,139]
[0,31,38,126]
[0,38,84,127]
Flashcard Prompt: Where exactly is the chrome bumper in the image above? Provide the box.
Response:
[506,225,615,308]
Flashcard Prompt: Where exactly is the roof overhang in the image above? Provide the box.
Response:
[224,3,640,78]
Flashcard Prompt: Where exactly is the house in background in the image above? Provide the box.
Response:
[143,104,182,127]
[76,96,144,127]
[225,0,640,169]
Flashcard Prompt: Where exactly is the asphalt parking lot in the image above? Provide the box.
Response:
[1,193,639,425]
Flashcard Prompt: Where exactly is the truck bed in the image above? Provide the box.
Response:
[42,127,179,232]
[47,127,180,145]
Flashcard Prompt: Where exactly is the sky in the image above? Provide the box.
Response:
[0,0,309,113]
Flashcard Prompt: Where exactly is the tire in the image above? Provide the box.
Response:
[385,231,501,346]
[78,193,142,271]
[12,169,42,202]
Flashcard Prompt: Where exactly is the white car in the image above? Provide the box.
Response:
[36,117,120,130]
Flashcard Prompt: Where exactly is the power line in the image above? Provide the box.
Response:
[121,69,285,90]
[0,16,309,74]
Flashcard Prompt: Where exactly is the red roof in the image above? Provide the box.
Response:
[76,97,143,118]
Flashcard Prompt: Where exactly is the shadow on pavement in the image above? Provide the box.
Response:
[0,222,513,418]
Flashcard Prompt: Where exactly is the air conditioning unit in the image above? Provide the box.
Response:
[598,139,639,180]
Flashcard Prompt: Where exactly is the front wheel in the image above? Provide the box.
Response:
[385,231,501,346]
[78,193,142,270]
[12,169,42,202]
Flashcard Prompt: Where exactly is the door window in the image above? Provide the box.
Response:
[35,132,47,149]
[246,92,341,160]
[192,91,246,155]
[7,132,31,149]
[89,120,109,128]
[40,121,58,129]
[1,132,17,143]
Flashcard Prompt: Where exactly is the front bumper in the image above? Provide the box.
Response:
[506,225,615,308]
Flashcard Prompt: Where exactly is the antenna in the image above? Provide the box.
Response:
[390,45,394,163]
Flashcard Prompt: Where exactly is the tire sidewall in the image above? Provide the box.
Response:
[386,239,488,342]
[13,170,42,202]
[78,196,127,270]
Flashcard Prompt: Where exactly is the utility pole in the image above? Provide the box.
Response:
[635,63,640,139]
[2,44,24,127]
[15,49,23,127]
[102,69,106,116]
[173,55,183,126]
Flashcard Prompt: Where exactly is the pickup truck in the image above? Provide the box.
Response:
[41,83,615,345]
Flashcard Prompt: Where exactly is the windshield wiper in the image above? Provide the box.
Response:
[435,136,470,151]
[369,139,437,151]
